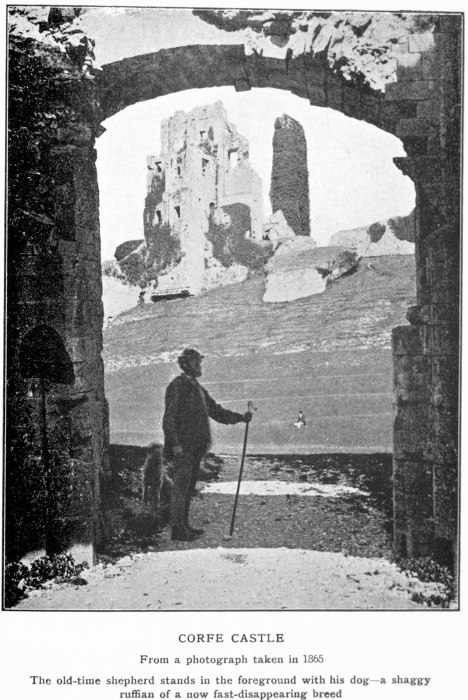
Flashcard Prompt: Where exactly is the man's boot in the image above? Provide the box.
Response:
[184,501,204,535]
[171,526,200,542]
[187,525,205,535]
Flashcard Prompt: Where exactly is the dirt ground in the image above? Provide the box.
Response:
[100,450,394,560]
[15,449,452,611]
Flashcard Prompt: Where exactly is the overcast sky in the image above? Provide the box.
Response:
[96,86,415,261]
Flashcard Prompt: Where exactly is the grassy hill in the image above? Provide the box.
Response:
[103,255,416,453]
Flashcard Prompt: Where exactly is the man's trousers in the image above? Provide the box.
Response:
[169,446,205,529]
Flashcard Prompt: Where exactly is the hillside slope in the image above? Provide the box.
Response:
[104,255,416,370]
[103,256,415,453]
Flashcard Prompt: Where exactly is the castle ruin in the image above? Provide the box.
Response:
[144,101,264,292]
[270,114,310,237]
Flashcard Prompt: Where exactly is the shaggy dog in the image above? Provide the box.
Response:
[141,442,173,510]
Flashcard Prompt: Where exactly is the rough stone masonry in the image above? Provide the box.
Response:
[117,100,265,294]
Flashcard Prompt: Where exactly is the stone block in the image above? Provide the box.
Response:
[393,37,409,54]
[307,83,326,106]
[392,459,408,525]
[46,511,94,559]
[393,353,429,404]
[393,459,435,559]
[21,271,65,302]
[431,356,460,411]
[361,92,381,124]
[385,79,436,101]
[303,54,326,83]
[415,303,459,326]
[326,86,342,111]
[286,66,309,99]
[428,403,458,447]
[396,118,433,139]
[421,324,459,356]
[65,335,102,364]
[433,463,458,541]
[427,266,459,306]
[268,68,296,92]
[417,99,441,123]
[393,403,429,460]
[402,155,445,185]
[70,358,102,393]
[63,296,103,335]
[408,32,436,54]
[56,124,93,146]
[64,268,102,304]
[421,50,438,79]
[234,78,251,92]
[381,100,418,133]
[341,83,361,119]
[392,325,424,356]
[396,51,422,81]
[245,56,270,88]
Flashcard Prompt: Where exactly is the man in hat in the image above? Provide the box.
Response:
[163,348,252,541]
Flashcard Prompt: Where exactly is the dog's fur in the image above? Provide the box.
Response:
[141,442,172,510]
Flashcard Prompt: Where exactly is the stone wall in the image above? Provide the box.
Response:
[390,16,461,569]
[270,114,310,236]
[329,211,416,257]
[142,100,264,292]
[7,8,106,562]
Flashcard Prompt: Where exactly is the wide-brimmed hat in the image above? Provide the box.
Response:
[178,348,204,361]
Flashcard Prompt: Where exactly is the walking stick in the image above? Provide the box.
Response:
[229,401,257,536]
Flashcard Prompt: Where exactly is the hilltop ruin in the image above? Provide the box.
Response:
[117,101,267,294]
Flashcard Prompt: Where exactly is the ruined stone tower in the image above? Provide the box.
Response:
[144,101,264,292]
[270,114,310,237]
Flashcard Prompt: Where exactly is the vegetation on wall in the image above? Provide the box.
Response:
[114,240,144,262]
[117,223,182,287]
[146,222,182,277]
[207,203,273,270]
[143,174,165,238]
[388,210,416,242]
[270,116,310,236]
[368,221,386,243]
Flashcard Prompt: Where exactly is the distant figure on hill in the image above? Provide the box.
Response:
[163,348,253,541]
[294,410,306,429]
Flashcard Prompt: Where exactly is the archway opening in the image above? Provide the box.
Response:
[97,85,416,557]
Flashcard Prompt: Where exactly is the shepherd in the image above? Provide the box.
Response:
[163,348,253,541]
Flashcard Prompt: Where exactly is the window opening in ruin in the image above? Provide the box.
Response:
[202,158,209,174]
[177,157,182,176]
[229,149,238,168]
[156,161,162,173]
[174,206,181,218]
[156,210,162,224]
[200,130,206,140]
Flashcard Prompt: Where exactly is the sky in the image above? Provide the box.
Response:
[96,86,415,261]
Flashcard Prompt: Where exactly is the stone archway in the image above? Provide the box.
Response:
[6,8,461,568]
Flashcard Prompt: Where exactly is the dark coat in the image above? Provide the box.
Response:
[163,373,244,457]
